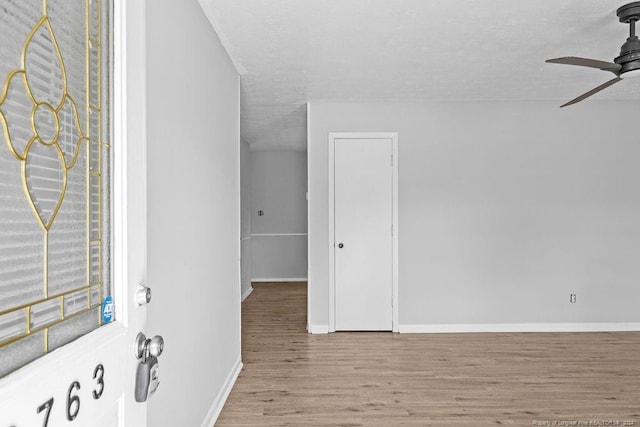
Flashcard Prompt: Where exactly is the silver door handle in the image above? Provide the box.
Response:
[135,333,164,360]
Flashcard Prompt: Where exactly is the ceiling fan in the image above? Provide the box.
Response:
[546,1,640,107]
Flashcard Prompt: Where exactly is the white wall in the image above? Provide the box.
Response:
[309,101,640,331]
[240,139,252,299]
[250,150,308,280]
[146,1,240,425]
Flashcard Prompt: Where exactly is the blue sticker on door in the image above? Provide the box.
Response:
[102,296,114,323]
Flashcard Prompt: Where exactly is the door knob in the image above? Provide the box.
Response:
[148,335,164,358]
[135,333,165,360]
[338,243,344,248]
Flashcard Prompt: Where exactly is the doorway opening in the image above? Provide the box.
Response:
[239,104,309,331]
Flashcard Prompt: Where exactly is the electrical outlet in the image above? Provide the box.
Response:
[569,293,577,303]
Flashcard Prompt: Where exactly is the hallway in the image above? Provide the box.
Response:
[216,283,640,426]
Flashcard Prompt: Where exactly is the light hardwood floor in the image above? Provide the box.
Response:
[217,282,640,426]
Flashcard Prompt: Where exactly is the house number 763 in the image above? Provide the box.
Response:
[32,364,105,427]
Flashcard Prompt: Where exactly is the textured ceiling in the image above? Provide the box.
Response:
[197,0,640,151]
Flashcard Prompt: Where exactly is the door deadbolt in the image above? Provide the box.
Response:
[135,284,152,306]
[338,243,344,248]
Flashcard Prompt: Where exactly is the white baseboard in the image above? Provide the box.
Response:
[398,323,640,334]
[200,356,243,427]
[251,278,308,282]
[251,233,308,237]
[241,286,253,302]
[308,324,329,334]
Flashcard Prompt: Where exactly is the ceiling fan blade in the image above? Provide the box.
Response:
[560,77,623,107]
[546,56,621,73]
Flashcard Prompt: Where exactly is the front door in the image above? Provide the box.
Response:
[334,136,394,331]
[0,1,148,425]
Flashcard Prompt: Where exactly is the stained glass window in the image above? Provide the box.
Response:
[0,0,112,378]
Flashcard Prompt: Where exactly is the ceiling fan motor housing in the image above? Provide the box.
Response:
[615,1,640,74]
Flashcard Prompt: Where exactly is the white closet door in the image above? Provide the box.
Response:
[334,137,393,331]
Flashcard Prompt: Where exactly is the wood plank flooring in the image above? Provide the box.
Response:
[216,282,640,426]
